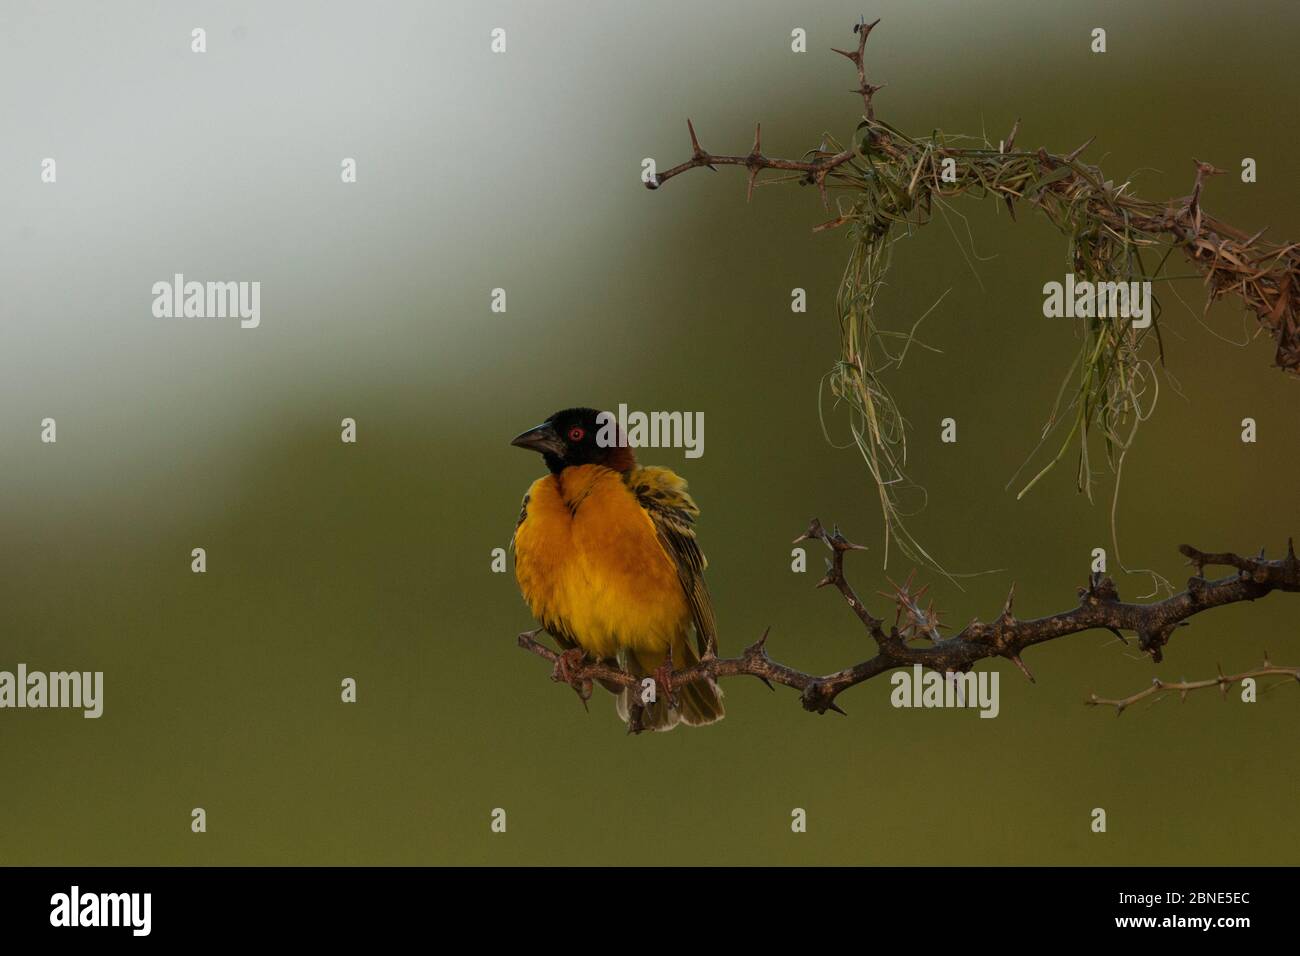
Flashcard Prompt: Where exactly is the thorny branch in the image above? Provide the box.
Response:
[645,17,1300,372]
[519,520,1300,717]
[645,20,901,213]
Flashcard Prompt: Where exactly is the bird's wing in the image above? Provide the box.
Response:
[628,466,718,657]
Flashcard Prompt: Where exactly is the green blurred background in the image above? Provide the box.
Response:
[1,0,1296,865]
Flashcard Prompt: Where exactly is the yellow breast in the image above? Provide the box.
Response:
[513,465,689,660]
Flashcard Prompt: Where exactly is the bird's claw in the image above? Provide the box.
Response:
[551,647,587,687]
[551,648,594,708]
[652,660,678,709]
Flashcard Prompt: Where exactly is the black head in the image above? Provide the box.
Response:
[510,407,635,474]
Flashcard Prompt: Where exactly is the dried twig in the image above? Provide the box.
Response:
[1087,655,1300,716]
[519,520,1300,716]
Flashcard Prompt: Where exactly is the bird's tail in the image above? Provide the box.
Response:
[615,639,725,733]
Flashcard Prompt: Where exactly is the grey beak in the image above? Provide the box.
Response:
[510,421,565,457]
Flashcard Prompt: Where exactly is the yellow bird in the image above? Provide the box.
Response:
[510,408,724,732]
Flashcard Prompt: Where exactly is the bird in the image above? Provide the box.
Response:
[510,407,724,732]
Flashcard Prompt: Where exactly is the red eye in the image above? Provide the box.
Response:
[568,427,585,442]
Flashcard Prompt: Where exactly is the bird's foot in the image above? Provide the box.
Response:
[550,648,593,709]
[551,647,588,688]
[652,659,678,709]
